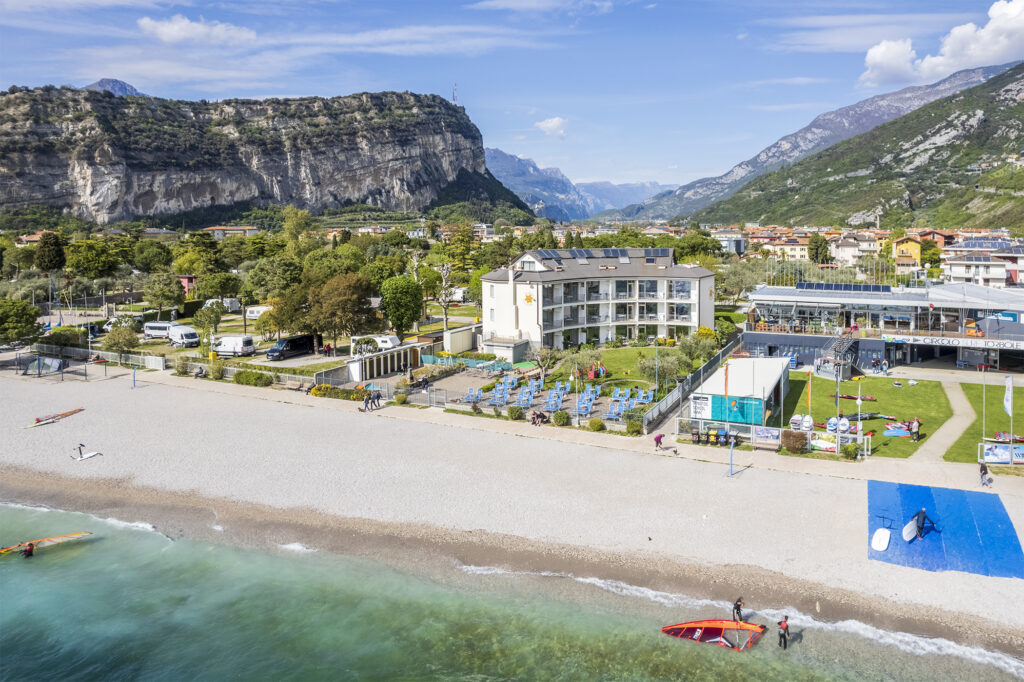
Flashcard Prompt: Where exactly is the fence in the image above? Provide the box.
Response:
[640,333,744,434]
[33,343,167,370]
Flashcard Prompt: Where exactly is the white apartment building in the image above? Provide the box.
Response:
[942,253,1010,288]
[480,248,715,361]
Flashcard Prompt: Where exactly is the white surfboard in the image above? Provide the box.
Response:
[801,415,813,431]
[838,417,850,434]
[902,517,918,542]
[871,528,891,552]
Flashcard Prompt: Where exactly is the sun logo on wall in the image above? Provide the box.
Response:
[525,294,534,303]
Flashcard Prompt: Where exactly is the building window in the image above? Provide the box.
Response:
[521,260,536,271]
[489,285,494,297]
[489,309,495,322]
[668,280,691,299]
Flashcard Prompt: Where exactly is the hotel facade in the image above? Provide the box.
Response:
[480,248,715,361]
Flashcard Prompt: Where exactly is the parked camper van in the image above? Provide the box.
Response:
[212,335,255,357]
[143,321,180,339]
[204,298,242,313]
[266,334,315,361]
[167,325,201,348]
[246,305,273,320]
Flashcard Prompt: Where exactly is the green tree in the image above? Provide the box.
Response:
[35,231,65,274]
[379,276,423,339]
[447,225,474,272]
[696,325,717,344]
[102,326,139,363]
[808,234,832,264]
[199,272,241,302]
[307,273,376,346]
[468,266,490,303]
[0,298,41,345]
[219,235,250,269]
[133,241,172,272]
[920,238,941,267]
[525,347,562,386]
[381,229,411,248]
[193,302,226,353]
[172,248,219,276]
[66,240,120,278]
[242,255,302,302]
[715,318,738,344]
[144,273,185,321]
[282,206,313,257]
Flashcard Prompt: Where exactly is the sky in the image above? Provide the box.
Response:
[2,0,1023,186]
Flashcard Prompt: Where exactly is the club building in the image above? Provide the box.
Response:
[480,248,715,361]
[746,282,1024,371]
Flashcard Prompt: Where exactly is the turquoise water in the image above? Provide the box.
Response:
[1,504,1021,681]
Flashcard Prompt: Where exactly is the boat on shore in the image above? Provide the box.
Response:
[661,619,765,651]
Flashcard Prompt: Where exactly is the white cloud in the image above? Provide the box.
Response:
[534,116,568,138]
[763,13,973,53]
[860,0,1024,86]
[138,15,258,45]
[467,0,612,13]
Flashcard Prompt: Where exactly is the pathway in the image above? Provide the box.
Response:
[909,381,975,462]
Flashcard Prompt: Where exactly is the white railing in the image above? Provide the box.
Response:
[33,343,167,370]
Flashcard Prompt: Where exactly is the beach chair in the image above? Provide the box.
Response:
[610,387,622,401]
[516,389,533,407]
[603,402,623,421]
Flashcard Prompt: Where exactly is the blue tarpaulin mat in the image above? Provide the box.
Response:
[867,481,1024,578]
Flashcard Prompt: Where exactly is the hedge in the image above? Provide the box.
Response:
[456,351,497,361]
[309,384,368,401]
[626,420,643,435]
[233,370,273,387]
[507,406,524,420]
[142,299,205,323]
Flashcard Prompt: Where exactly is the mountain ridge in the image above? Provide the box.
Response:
[601,61,1021,221]
[690,62,1024,231]
[82,78,146,97]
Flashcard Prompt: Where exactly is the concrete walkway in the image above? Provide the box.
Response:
[909,381,976,462]
[887,363,1024,386]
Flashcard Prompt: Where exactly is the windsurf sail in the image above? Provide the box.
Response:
[1,531,93,555]
[24,408,84,428]
[661,619,765,651]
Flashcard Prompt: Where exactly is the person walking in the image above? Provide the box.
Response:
[372,390,381,409]
[362,394,371,412]
[980,462,992,487]
[777,615,790,650]
[913,508,936,540]
[654,433,665,451]
[732,597,744,622]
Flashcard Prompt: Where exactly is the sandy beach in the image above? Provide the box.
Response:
[2,371,1023,658]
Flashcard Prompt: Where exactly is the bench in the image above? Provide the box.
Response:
[284,380,306,391]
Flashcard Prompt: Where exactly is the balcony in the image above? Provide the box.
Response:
[638,291,660,300]
[587,291,609,301]
[563,294,581,304]
[614,313,634,322]
[586,314,610,324]
[639,313,662,321]
[542,317,562,330]
[563,317,581,327]
[614,292,635,300]
[667,316,692,324]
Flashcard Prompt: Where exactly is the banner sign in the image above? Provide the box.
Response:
[753,426,781,441]
[981,443,1024,464]
[690,394,711,419]
[881,334,1024,351]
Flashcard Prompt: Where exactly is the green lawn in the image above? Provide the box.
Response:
[944,382,1024,463]
[426,303,481,318]
[781,372,952,458]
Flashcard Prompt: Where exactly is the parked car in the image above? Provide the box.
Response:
[143,321,181,338]
[266,334,315,361]
[212,335,255,357]
[76,324,100,339]
[246,305,273,320]
[103,314,144,333]
[168,325,200,348]
[204,298,242,313]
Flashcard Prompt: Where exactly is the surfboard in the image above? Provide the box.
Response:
[871,528,891,552]
[800,415,813,431]
[902,518,918,542]
[884,429,911,437]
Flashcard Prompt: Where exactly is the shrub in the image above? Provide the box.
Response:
[310,384,369,401]
[781,429,807,452]
[626,420,643,436]
[456,351,497,361]
[605,337,622,348]
[588,418,606,431]
[481,380,498,392]
[841,443,860,460]
[174,354,190,376]
[507,406,523,420]
[553,410,570,426]
[234,369,273,387]
[471,402,482,414]
[209,360,225,380]
[395,393,408,405]
[492,406,502,417]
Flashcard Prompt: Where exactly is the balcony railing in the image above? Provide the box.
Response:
[587,292,609,301]
[638,291,660,300]
[542,297,561,307]
[563,317,581,327]
[614,292,635,300]
[614,313,634,322]
[543,317,562,329]
[639,314,661,321]
[563,294,581,304]
[667,317,692,324]
[586,314,610,324]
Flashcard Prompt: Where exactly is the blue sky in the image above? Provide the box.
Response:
[2,0,1023,185]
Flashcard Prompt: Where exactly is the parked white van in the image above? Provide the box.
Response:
[246,305,273,320]
[143,321,180,338]
[204,298,242,313]
[167,325,201,348]
[212,335,255,357]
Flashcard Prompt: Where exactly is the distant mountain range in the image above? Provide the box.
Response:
[484,148,674,221]
[599,61,1021,222]
[692,62,1024,232]
[82,78,146,97]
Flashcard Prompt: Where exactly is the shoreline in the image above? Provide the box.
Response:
[3,464,1023,660]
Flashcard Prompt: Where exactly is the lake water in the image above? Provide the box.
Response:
[1,504,1021,681]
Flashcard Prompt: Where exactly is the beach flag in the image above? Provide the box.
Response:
[1005,375,1014,418]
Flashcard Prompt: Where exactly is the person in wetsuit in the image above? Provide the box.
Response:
[21,542,34,558]
[913,508,935,539]
[777,615,790,649]
[732,597,744,622]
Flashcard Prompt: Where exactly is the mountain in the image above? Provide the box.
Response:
[691,62,1024,231]
[484,148,673,220]
[575,181,676,214]
[0,88,524,224]
[603,61,1020,221]
[484,148,592,220]
[82,78,145,97]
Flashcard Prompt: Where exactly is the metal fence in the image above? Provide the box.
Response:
[33,343,167,370]
[640,333,744,434]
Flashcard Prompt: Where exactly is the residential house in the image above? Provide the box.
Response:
[201,225,259,240]
[891,236,921,266]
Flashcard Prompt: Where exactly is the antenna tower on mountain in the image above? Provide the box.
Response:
[452,83,458,105]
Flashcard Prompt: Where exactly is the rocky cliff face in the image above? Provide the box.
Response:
[0,87,488,224]
[606,61,1020,221]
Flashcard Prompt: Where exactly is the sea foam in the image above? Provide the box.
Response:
[460,564,1024,679]
[278,542,317,553]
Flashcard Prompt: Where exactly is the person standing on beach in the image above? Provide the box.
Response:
[777,615,789,649]
[910,418,920,442]
[913,508,935,539]
[732,597,744,622]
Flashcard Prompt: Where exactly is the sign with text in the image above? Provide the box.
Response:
[882,334,1024,351]
[980,442,1024,464]
[690,394,711,419]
